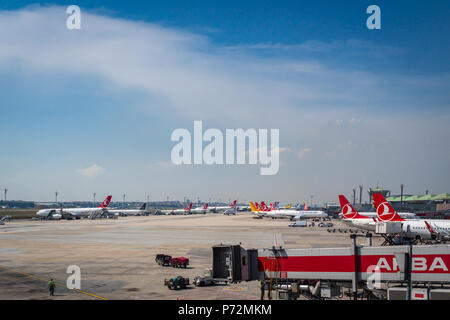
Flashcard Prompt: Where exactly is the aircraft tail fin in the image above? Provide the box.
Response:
[338,195,369,219]
[99,195,112,208]
[373,193,405,222]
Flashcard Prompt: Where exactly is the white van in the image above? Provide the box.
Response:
[288,220,307,227]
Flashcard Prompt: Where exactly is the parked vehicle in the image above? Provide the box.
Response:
[164,276,189,290]
[318,222,334,227]
[156,254,189,268]
[155,254,172,266]
[170,257,189,268]
[194,269,215,286]
[288,221,307,227]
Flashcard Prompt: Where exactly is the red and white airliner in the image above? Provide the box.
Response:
[338,195,377,231]
[36,195,112,219]
[190,203,209,214]
[209,200,237,213]
[373,193,450,240]
[161,203,193,215]
[250,201,328,220]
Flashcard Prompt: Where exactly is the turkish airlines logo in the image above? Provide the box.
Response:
[342,204,357,219]
[101,196,111,208]
[377,201,396,221]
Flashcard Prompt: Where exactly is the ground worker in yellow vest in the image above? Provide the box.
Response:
[48,279,55,296]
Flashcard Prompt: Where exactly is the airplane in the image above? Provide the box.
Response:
[0,215,11,225]
[282,203,292,209]
[36,195,112,220]
[250,201,328,220]
[236,204,251,211]
[337,196,418,220]
[209,200,237,213]
[338,195,376,231]
[106,203,147,217]
[160,203,193,215]
[190,203,209,214]
[373,193,450,241]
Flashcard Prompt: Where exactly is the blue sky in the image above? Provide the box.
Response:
[0,1,449,204]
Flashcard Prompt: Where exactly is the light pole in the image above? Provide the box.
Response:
[400,184,404,206]
[4,188,7,202]
[93,192,96,204]
[55,191,59,203]
[359,185,363,205]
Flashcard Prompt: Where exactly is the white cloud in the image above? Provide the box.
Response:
[1,6,449,202]
[1,5,445,129]
[76,164,106,179]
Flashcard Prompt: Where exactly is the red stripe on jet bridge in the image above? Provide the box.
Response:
[258,254,450,274]
[258,256,354,273]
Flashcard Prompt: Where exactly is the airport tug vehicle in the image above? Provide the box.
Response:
[155,254,172,266]
[164,276,190,290]
[194,269,216,287]
[155,254,189,268]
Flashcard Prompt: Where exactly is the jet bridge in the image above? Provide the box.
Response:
[212,235,450,300]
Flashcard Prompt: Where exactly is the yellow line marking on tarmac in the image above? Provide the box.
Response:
[0,264,108,300]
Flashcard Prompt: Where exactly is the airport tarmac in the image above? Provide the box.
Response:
[0,213,384,300]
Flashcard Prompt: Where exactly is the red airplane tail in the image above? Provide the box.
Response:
[229,200,237,208]
[186,203,192,210]
[261,201,270,211]
[99,195,112,208]
[373,193,405,222]
[338,195,369,219]
[203,203,208,210]
[270,203,276,210]
[304,203,308,210]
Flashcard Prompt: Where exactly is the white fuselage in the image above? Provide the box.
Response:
[256,210,328,219]
[401,220,450,239]
[190,207,207,214]
[210,206,235,212]
[36,207,104,218]
[342,218,450,239]
[355,211,418,219]
[35,209,62,220]
[107,209,146,216]
[342,218,376,231]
